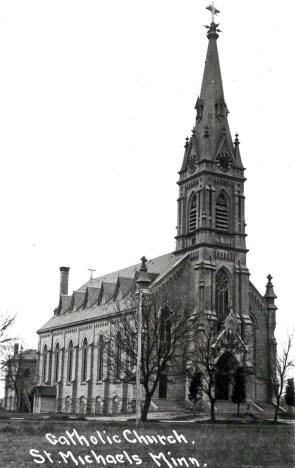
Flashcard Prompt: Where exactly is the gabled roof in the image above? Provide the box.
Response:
[100,282,116,303]
[70,291,86,311]
[114,277,134,300]
[84,286,101,308]
[56,295,72,315]
[38,251,188,333]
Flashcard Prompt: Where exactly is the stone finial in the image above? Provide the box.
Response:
[204,21,222,40]
[235,133,240,145]
[140,256,148,272]
[264,274,277,305]
[137,256,152,289]
[185,137,189,148]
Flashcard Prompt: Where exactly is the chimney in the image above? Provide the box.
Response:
[14,343,19,356]
[60,266,70,296]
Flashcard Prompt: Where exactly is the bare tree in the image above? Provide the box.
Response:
[0,313,16,356]
[269,334,294,423]
[186,323,246,422]
[107,293,195,421]
[0,313,17,390]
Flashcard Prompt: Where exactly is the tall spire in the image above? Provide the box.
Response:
[193,3,232,161]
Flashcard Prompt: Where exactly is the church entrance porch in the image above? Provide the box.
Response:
[215,353,239,400]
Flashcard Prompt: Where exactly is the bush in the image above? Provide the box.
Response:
[189,370,203,403]
[284,378,295,407]
[0,424,21,434]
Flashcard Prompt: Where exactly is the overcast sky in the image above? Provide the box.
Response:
[0,0,294,389]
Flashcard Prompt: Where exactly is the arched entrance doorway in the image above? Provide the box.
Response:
[215,353,239,400]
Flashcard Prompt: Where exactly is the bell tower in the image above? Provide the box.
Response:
[175,5,250,329]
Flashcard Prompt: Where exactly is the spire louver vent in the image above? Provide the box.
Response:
[216,193,229,230]
[189,194,197,232]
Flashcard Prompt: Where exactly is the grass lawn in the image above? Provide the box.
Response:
[0,419,294,468]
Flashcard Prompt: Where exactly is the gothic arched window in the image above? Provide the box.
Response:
[97,335,104,381]
[216,269,230,322]
[68,341,74,382]
[189,192,197,232]
[54,343,60,383]
[42,345,47,383]
[115,332,122,380]
[249,315,257,366]
[216,192,229,231]
[82,338,88,382]
[160,306,172,347]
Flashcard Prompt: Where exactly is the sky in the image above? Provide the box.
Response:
[0,0,294,391]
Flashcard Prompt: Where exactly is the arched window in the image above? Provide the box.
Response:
[216,269,230,322]
[42,345,47,383]
[54,343,60,383]
[115,332,121,380]
[208,184,212,217]
[216,192,229,231]
[160,306,172,346]
[68,341,74,382]
[189,192,197,232]
[65,396,71,413]
[80,396,86,414]
[97,335,104,381]
[82,338,88,382]
[249,315,257,366]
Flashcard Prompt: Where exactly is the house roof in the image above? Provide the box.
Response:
[38,251,188,333]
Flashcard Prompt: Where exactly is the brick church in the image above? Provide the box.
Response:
[34,8,277,415]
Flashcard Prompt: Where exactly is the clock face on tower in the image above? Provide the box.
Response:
[217,152,232,172]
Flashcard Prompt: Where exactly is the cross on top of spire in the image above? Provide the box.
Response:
[206,2,220,23]
[205,2,222,38]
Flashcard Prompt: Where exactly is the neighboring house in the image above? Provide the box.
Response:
[4,344,37,412]
[35,11,277,415]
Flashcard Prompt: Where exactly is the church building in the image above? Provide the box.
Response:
[34,7,277,415]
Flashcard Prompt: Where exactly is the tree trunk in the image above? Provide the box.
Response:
[273,397,280,424]
[210,399,216,422]
[141,394,152,422]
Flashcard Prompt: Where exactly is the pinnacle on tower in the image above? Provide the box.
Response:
[264,274,277,303]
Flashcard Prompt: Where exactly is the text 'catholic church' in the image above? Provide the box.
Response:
[34,7,277,415]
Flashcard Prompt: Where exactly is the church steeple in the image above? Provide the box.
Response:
[194,19,231,160]
[176,4,246,254]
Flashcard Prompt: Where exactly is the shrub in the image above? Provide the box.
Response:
[284,378,295,407]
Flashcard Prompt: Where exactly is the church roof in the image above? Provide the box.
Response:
[38,251,188,333]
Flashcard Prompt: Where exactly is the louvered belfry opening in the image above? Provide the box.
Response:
[189,193,197,232]
[216,192,229,230]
